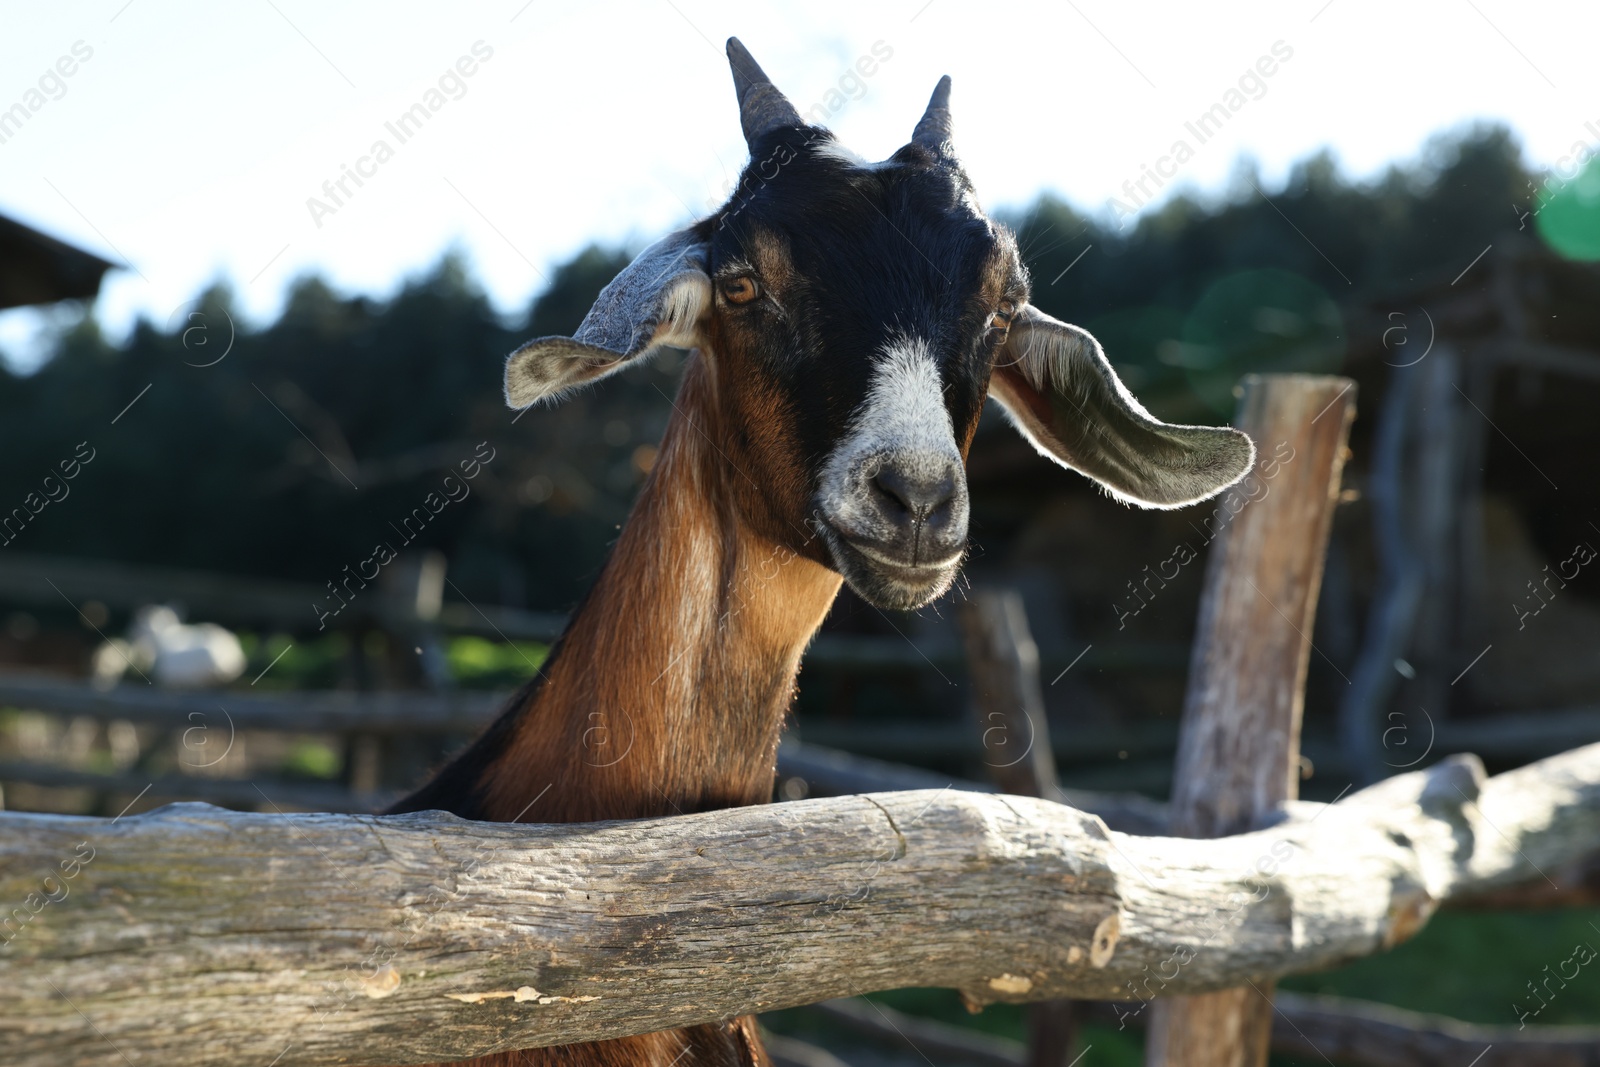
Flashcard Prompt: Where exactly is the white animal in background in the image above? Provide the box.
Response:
[91,605,247,689]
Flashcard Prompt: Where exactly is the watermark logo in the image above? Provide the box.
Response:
[1515,118,1600,233]
[0,441,96,549]
[0,840,95,951]
[1381,705,1434,769]
[313,442,496,629]
[1514,539,1596,632]
[0,40,94,148]
[580,707,635,768]
[1515,941,1597,1029]
[305,41,495,229]
[181,707,236,769]
[979,708,1037,770]
[166,301,235,367]
[1115,837,1298,1028]
[1108,40,1295,224]
[1380,307,1435,368]
[1112,440,1296,629]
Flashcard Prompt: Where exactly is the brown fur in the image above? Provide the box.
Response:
[434,1018,768,1067]
[406,352,839,1066]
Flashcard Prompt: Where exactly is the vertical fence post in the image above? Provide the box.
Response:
[960,588,1061,803]
[958,588,1079,1067]
[1339,349,1459,784]
[1145,374,1357,1067]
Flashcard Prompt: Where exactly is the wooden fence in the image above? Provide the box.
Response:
[2,743,1596,1066]
[3,374,1599,1067]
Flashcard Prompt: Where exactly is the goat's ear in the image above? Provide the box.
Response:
[504,226,711,408]
[989,304,1255,508]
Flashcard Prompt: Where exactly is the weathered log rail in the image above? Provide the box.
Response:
[2,741,1595,1067]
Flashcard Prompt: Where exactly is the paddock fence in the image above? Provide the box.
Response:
[3,375,1599,1067]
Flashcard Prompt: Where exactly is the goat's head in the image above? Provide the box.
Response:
[505,39,1255,611]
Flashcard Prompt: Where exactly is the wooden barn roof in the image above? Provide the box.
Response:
[0,212,115,310]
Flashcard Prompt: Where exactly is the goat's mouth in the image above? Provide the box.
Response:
[814,519,964,611]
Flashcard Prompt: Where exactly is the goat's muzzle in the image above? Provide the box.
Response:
[815,449,968,610]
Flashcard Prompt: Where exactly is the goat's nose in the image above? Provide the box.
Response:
[872,464,959,527]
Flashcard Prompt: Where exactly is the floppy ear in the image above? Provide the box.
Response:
[504,226,711,408]
[990,304,1255,508]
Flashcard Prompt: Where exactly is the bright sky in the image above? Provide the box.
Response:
[1,0,1596,371]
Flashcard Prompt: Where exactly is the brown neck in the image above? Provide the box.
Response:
[474,354,841,824]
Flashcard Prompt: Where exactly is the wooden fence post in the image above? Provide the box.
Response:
[1145,374,1357,1067]
[959,588,1062,805]
[959,588,1078,1067]
[1338,350,1458,784]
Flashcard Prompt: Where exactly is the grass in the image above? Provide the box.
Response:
[236,632,547,690]
[237,631,352,690]
[281,739,342,780]
[444,635,548,688]
[1279,906,1600,1027]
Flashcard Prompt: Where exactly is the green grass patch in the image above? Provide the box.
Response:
[446,636,547,688]
[281,740,341,780]
[1280,907,1600,1027]
[235,632,548,690]
[238,632,349,690]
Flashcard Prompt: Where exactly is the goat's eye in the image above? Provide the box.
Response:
[990,300,1016,339]
[722,276,760,305]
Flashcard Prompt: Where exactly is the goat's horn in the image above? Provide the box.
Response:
[727,37,802,148]
[912,75,954,153]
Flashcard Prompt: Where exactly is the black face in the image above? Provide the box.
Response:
[705,133,1028,610]
[504,47,1258,618]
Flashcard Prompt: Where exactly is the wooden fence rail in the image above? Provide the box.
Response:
[4,669,1595,777]
[0,550,1187,672]
[2,741,1595,1067]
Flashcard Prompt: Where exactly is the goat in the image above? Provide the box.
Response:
[389,38,1254,1067]
[90,605,246,689]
